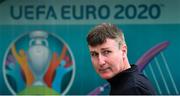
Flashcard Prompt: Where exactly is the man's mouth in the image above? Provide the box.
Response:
[99,67,111,73]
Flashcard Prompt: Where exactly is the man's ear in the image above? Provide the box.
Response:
[121,44,127,57]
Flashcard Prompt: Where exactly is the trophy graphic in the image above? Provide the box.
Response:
[28,31,51,86]
[4,30,75,95]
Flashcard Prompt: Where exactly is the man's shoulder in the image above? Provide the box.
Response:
[134,73,157,94]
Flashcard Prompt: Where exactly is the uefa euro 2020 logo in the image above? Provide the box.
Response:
[3,31,75,95]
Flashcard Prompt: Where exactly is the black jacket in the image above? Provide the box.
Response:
[107,65,156,95]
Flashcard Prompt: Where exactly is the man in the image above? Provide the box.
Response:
[86,23,156,95]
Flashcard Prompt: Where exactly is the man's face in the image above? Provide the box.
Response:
[89,38,126,79]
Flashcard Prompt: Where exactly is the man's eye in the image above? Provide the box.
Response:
[91,53,98,57]
[102,50,111,55]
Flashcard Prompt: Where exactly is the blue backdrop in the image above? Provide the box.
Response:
[0,0,180,95]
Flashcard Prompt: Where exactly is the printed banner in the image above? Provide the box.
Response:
[0,0,180,95]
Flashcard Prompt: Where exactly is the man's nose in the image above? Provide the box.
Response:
[98,54,106,66]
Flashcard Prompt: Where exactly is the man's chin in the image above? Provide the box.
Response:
[100,73,113,79]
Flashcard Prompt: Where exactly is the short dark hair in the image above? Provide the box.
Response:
[86,23,125,47]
